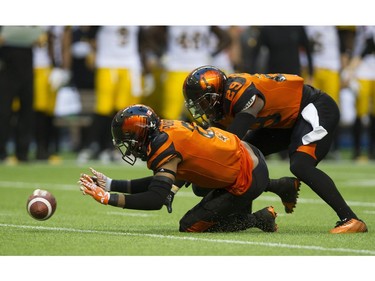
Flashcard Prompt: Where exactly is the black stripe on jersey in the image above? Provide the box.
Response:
[148,132,181,171]
[150,143,181,171]
[233,83,263,114]
[148,132,169,161]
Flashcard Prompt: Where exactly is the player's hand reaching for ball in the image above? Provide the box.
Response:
[89,167,112,191]
[79,173,110,205]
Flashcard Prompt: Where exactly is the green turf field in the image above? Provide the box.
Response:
[1,156,374,280]
[1,157,374,257]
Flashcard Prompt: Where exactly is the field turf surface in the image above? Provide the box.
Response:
[1,155,374,279]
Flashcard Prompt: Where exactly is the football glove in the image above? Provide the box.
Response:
[164,185,180,214]
[79,173,110,205]
[89,167,112,191]
[184,182,191,188]
[164,191,174,214]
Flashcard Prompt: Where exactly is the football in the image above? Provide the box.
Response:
[26,189,57,220]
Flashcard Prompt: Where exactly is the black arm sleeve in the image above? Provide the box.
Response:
[227,112,256,140]
[124,176,172,210]
[111,176,153,194]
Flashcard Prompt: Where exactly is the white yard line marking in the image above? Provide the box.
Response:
[0,223,373,255]
[0,181,77,190]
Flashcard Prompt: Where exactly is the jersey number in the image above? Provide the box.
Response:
[181,121,215,138]
[252,113,282,129]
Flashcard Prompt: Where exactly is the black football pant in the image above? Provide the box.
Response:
[290,151,358,221]
[179,146,269,232]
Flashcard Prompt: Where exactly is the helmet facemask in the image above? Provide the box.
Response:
[113,133,147,166]
[185,92,221,129]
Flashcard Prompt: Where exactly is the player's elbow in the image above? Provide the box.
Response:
[147,199,164,210]
[140,194,165,210]
[124,191,165,210]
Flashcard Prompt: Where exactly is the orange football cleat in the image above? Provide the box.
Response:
[329,218,368,234]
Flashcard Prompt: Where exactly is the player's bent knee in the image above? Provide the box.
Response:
[179,214,193,232]
[290,152,316,179]
[179,212,215,232]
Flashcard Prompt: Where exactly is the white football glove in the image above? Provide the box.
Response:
[89,167,112,191]
[49,68,71,91]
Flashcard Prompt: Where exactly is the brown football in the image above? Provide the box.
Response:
[26,189,57,220]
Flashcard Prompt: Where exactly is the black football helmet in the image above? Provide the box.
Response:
[111,104,160,165]
[183,65,227,128]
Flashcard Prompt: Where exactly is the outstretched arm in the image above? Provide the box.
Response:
[79,174,173,210]
[79,158,180,211]
[90,167,157,194]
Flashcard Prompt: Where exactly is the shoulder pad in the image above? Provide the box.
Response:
[149,132,169,156]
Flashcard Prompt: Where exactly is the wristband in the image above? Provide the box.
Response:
[108,193,118,206]
[106,178,112,191]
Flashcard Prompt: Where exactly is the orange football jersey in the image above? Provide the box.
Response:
[147,120,254,195]
[223,73,304,129]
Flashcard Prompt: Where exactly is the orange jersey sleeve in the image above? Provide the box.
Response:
[147,120,254,195]
[223,73,304,129]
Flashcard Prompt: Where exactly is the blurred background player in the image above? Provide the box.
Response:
[208,25,236,75]
[77,26,149,164]
[0,26,45,163]
[342,26,375,162]
[305,26,342,160]
[144,26,231,121]
[68,26,95,152]
[336,26,357,157]
[70,26,95,92]
[250,26,314,83]
[237,26,267,73]
[33,26,72,163]
[249,26,314,160]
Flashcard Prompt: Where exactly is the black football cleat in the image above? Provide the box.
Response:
[271,177,300,213]
[253,206,278,232]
